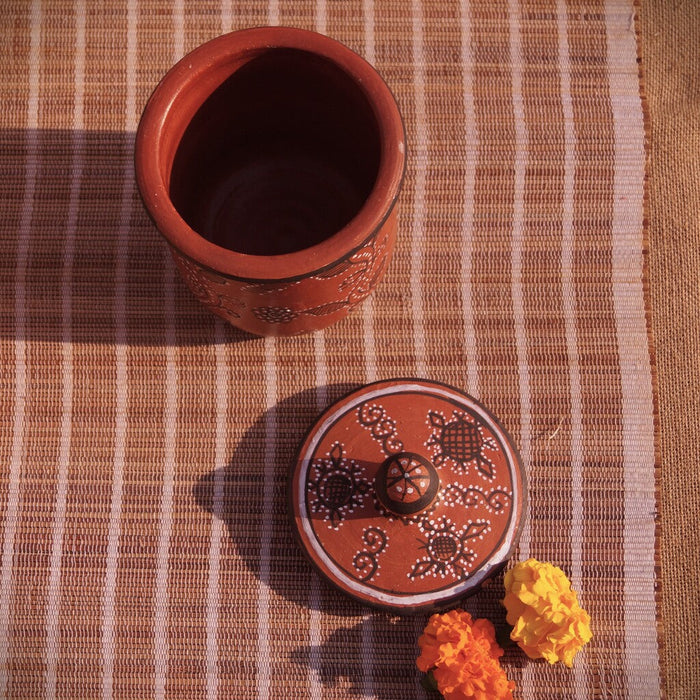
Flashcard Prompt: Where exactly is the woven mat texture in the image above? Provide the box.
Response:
[0,1,660,698]
[641,1,700,698]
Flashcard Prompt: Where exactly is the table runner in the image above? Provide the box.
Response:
[0,1,660,698]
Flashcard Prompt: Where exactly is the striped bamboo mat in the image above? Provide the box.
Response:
[0,0,660,698]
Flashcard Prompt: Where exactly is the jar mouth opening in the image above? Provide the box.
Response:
[135,27,406,282]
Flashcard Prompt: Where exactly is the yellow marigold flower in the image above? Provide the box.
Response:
[417,609,516,700]
[502,558,593,667]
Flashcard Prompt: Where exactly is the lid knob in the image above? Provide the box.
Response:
[374,451,440,516]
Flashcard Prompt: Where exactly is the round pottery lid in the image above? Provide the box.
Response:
[289,379,527,613]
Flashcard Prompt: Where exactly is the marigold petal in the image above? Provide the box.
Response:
[417,610,515,699]
[502,559,592,666]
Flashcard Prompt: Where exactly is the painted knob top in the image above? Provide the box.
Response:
[289,378,527,614]
[374,452,440,516]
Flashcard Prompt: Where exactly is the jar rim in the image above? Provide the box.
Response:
[135,26,406,282]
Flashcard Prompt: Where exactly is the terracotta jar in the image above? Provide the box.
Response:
[135,27,405,336]
[289,379,527,613]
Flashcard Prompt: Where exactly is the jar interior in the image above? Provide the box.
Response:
[169,48,381,257]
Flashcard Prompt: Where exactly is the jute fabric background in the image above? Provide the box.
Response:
[641,1,700,698]
[0,0,664,698]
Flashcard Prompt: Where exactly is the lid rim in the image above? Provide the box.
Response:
[289,378,527,614]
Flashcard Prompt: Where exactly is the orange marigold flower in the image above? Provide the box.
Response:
[502,558,593,667]
[416,609,515,700]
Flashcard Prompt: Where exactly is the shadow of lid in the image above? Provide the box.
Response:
[192,383,367,615]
